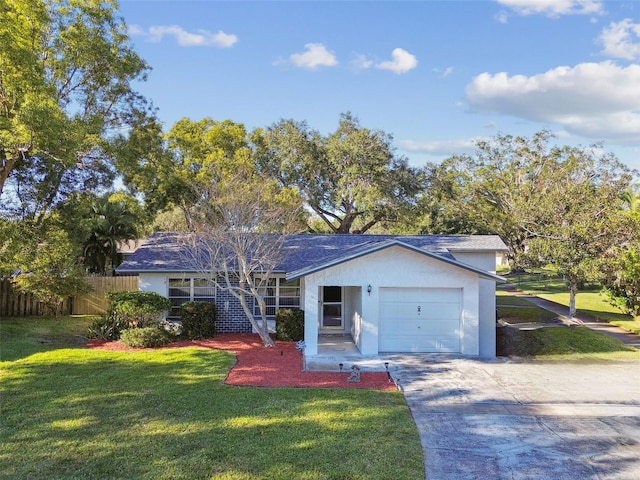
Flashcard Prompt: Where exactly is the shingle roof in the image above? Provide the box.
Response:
[116,232,508,275]
[285,239,506,282]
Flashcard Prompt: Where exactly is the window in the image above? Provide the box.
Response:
[168,277,216,318]
[253,277,301,317]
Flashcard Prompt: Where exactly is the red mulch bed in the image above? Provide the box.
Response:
[86,333,396,391]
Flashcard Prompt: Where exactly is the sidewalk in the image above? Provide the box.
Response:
[499,284,640,349]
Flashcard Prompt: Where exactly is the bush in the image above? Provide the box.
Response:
[602,286,639,316]
[275,308,304,341]
[86,315,127,340]
[180,301,217,339]
[105,291,171,329]
[120,327,172,348]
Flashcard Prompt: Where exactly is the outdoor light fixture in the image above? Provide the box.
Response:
[367,284,372,295]
[385,363,392,382]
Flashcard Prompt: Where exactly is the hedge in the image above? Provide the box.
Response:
[180,301,217,339]
[120,327,172,348]
[105,291,171,329]
[275,308,304,341]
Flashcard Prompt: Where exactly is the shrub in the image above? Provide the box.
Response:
[87,315,127,340]
[275,308,304,341]
[602,286,639,316]
[180,301,217,339]
[105,291,171,329]
[120,327,172,348]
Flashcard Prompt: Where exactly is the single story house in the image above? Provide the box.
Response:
[117,232,507,358]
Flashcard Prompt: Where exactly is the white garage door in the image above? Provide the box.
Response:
[379,287,462,353]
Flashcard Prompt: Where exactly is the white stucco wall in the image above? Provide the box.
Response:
[452,251,501,357]
[478,278,497,357]
[450,251,498,272]
[301,246,487,357]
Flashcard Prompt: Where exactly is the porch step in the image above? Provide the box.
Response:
[304,355,392,372]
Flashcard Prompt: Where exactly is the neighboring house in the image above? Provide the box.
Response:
[117,232,507,358]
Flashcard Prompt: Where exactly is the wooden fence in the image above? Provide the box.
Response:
[0,280,67,317]
[72,276,139,315]
[0,276,139,318]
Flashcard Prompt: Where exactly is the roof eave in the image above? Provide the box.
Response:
[286,240,506,283]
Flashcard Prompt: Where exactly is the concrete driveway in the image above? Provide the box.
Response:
[388,355,640,480]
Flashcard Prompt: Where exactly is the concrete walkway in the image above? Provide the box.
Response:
[499,284,640,349]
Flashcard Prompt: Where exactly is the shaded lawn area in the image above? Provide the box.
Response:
[0,318,424,480]
[505,276,640,335]
[497,324,640,360]
[497,292,640,361]
[496,290,559,324]
[0,315,98,362]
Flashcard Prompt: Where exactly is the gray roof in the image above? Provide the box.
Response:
[285,239,506,282]
[116,232,507,279]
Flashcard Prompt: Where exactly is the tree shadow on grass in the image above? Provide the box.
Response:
[1,348,424,479]
[0,316,94,362]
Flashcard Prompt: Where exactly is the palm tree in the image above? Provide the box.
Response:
[84,197,139,275]
[621,184,640,212]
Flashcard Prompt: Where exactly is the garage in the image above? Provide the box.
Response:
[379,287,462,353]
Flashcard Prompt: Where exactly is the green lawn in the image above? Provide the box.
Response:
[506,275,640,335]
[0,317,424,480]
[497,289,640,361]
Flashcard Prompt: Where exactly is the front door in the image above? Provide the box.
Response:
[321,286,343,330]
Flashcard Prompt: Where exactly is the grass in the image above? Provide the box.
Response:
[0,315,98,362]
[498,325,640,361]
[506,274,640,335]
[0,317,424,480]
[497,290,640,361]
[496,292,559,324]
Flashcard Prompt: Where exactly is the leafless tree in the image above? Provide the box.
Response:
[179,168,305,346]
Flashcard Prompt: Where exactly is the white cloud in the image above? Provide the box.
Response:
[433,66,455,78]
[496,0,604,18]
[127,24,145,36]
[494,11,509,24]
[129,24,238,47]
[376,48,418,74]
[465,61,640,143]
[350,53,374,72]
[288,43,338,70]
[398,137,483,157]
[599,19,640,60]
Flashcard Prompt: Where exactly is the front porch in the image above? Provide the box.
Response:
[304,334,392,372]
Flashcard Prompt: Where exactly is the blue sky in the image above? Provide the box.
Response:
[119,0,640,171]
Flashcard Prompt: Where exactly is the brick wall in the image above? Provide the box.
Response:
[214,280,254,333]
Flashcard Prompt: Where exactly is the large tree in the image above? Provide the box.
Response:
[420,131,561,269]
[0,0,154,222]
[11,223,91,315]
[120,118,269,228]
[522,147,635,319]
[255,112,424,234]
[417,131,626,270]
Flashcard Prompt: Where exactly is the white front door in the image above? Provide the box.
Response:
[321,286,343,330]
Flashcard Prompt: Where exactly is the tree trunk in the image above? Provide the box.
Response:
[568,281,577,319]
[0,156,16,197]
[236,290,276,347]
